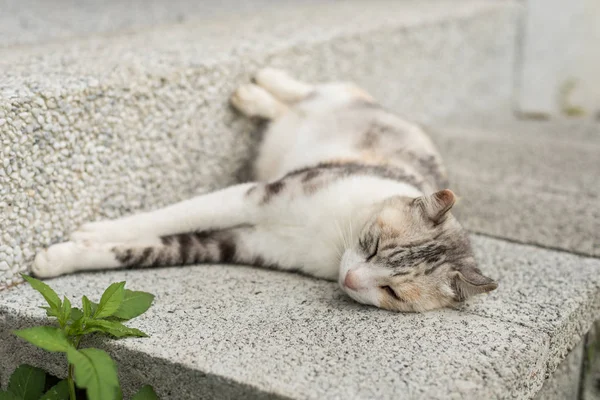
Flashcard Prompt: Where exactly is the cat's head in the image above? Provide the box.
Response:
[339,189,497,312]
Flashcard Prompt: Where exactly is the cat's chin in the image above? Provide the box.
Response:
[341,285,381,309]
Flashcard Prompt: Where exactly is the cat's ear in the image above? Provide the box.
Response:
[451,267,497,301]
[414,189,456,223]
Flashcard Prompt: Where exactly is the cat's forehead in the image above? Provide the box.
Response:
[378,199,413,220]
[375,208,438,242]
[379,206,405,221]
[377,219,475,269]
[376,204,422,235]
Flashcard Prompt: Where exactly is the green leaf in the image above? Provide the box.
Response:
[7,364,46,400]
[81,297,99,319]
[94,282,126,319]
[21,274,61,313]
[13,327,73,353]
[59,297,71,327]
[39,307,59,318]
[82,296,92,319]
[61,297,71,319]
[112,290,154,320]
[131,385,159,400]
[90,301,99,316]
[0,391,21,400]
[70,307,84,322]
[39,380,69,400]
[80,320,148,338]
[66,317,84,337]
[67,348,119,400]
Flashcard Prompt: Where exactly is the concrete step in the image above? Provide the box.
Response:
[0,0,521,289]
[431,116,600,257]
[1,234,599,399]
[3,114,598,398]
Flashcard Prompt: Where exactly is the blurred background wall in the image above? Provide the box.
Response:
[518,0,600,119]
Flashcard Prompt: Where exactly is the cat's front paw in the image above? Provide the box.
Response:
[70,220,135,243]
[31,242,78,278]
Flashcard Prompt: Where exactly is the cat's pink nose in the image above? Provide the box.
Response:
[344,271,359,290]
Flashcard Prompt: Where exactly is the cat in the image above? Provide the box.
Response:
[31,68,497,312]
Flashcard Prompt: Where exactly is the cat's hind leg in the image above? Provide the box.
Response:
[32,226,257,278]
[230,83,287,119]
[32,240,137,278]
[253,68,314,103]
[254,69,374,109]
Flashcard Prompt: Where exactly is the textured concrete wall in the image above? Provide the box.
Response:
[0,0,331,48]
[0,1,521,288]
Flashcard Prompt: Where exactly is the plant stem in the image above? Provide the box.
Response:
[68,363,76,400]
[67,336,83,400]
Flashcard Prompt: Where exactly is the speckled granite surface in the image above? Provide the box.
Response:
[0,0,332,48]
[534,340,584,400]
[1,235,599,399]
[0,0,520,288]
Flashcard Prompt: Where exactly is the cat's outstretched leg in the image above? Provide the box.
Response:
[69,183,259,244]
[230,83,287,119]
[32,226,258,278]
[253,68,314,103]
[33,177,305,278]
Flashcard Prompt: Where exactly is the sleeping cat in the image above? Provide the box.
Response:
[32,68,497,312]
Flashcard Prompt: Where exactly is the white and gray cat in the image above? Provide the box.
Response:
[32,69,497,312]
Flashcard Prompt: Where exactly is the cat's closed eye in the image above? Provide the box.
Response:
[365,238,379,261]
[380,285,404,302]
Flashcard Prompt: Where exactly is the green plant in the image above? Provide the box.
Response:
[1,274,158,400]
[0,365,157,400]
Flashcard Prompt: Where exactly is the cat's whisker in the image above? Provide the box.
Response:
[333,242,344,259]
[334,219,348,252]
[325,227,344,259]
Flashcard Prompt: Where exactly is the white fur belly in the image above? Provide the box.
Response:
[245,176,423,279]
[254,110,367,180]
